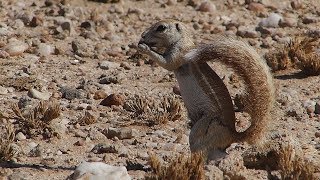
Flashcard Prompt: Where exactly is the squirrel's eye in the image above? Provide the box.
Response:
[156,25,166,32]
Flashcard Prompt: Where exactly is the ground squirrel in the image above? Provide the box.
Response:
[138,19,274,159]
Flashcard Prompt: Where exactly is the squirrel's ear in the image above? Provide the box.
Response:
[175,23,181,32]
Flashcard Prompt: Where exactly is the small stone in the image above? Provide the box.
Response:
[259,13,283,28]
[37,43,54,56]
[28,88,51,100]
[315,101,320,114]
[198,1,216,12]
[75,130,87,138]
[80,21,94,29]
[0,50,10,58]
[4,39,29,56]
[315,132,320,138]
[16,132,26,141]
[60,87,83,100]
[99,61,120,70]
[279,17,297,27]
[103,127,138,140]
[100,94,125,107]
[120,62,131,70]
[99,76,119,84]
[70,162,131,180]
[247,2,266,13]
[302,16,318,24]
[173,85,181,95]
[236,28,260,38]
[74,140,85,146]
[94,90,108,100]
[261,37,274,48]
[29,16,43,27]
[91,143,118,154]
[0,86,8,95]
[166,0,177,6]
[291,0,303,9]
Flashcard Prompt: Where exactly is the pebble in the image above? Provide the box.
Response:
[279,17,297,27]
[93,90,108,100]
[99,76,119,84]
[315,132,320,138]
[16,132,26,141]
[303,100,316,114]
[103,127,138,140]
[100,94,125,107]
[120,62,131,70]
[247,2,266,13]
[4,39,29,56]
[315,101,320,114]
[302,16,318,24]
[0,50,10,58]
[74,139,85,146]
[259,13,283,28]
[198,1,216,12]
[37,43,54,56]
[236,27,260,38]
[0,86,8,95]
[70,162,131,180]
[99,61,120,70]
[91,143,118,154]
[28,88,51,100]
[60,87,83,100]
[291,0,303,9]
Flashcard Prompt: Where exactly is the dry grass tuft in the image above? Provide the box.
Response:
[264,46,292,72]
[278,144,315,180]
[124,96,183,126]
[146,153,205,180]
[0,124,17,162]
[287,37,320,75]
[12,101,61,137]
[79,111,96,125]
[265,36,320,75]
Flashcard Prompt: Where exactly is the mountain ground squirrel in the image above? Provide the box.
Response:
[138,19,274,159]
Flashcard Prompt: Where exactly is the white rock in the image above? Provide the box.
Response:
[4,39,29,56]
[71,162,131,180]
[259,13,283,28]
[28,88,51,100]
[99,61,120,70]
[37,43,54,56]
[16,132,26,141]
[0,86,8,95]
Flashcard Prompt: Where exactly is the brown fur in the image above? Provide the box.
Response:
[138,19,274,158]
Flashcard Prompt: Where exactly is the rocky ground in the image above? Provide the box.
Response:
[0,0,320,179]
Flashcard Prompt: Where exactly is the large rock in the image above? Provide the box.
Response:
[70,162,131,180]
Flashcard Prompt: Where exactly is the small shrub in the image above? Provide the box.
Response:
[265,36,320,75]
[278,144,315,180]
[79,111,96,125]
[146,153,205,180]
[12,101,61,137]
[0,124,17,162]
[124,96,183,126]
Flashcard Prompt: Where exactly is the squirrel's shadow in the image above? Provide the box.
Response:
[0,161,75,171]
[273,71,309,80]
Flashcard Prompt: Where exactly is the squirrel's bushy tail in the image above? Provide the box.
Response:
[192,36,274,144]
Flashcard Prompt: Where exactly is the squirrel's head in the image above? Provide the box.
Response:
[139,20,188,52]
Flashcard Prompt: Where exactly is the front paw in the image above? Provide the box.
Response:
[138,43,152,54]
